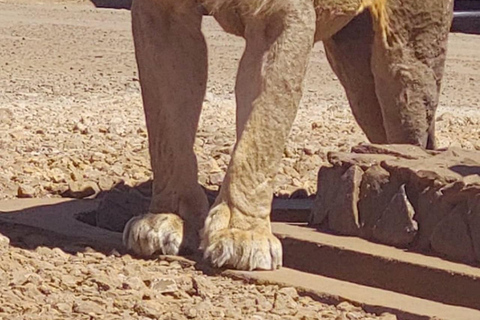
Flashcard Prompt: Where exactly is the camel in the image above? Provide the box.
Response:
[122,0,454,271]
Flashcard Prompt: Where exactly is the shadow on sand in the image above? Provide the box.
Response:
[0,180,311,275]
[89,0,132,9]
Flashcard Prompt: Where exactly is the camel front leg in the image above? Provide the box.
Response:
[123,0,209,256]
[201,1,316,270]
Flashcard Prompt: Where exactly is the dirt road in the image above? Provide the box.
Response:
[0,0,479,319]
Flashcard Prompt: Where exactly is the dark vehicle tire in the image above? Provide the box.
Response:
[453,0,480,33]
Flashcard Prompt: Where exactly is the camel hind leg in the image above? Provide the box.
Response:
[323,11,388,144]
[123,0,209,256]
[371,0,453,149]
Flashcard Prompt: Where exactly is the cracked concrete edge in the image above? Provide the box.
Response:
[273,223,480,311]
[272,222,480,279]
[223,268,480,320]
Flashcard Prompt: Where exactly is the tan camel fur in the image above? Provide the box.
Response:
[123,0,453,270]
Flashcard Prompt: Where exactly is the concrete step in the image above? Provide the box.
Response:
[226,267,480,320]
[272,222,480,311]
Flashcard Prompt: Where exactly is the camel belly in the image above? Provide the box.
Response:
[200,0,388,42]
[313,0,388,41]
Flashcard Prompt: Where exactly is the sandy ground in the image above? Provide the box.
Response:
[0,224,394,320]
[1,0,479,201]
[0,0,479,318]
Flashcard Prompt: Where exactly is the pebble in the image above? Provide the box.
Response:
[0,233,10,247]
[17,184,36,198]
[149,278,178,294]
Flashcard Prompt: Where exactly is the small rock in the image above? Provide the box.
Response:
[303,146,314,156]
[149,278,178,294]
[346,312,361,320]
[98,125,110,133]
[209,172,224,186]
[111,163,124,176]
[284,146,296,158]
[0,233,10,247]
[0,107,13,125]
[17,184,35,198]
[255,295,273,312]
[122,276,146,291]
[62,181,99,199]
[192,276,217,299]
[271,290,298,316]
[73,122,89,134]
[336,302,361,313]
[55,302,72,313]
[91,274,114,291]
[73,300,103,316]
[60,274,78,288]
[10,270,32,286]
[49,168,66,183]
[184,307,197,318]
[133,301,164,318]
[204,92,215,102]
[208,158,222,173]
[335,314,349,320]
[25,273,43,286]
[210,310,225,318]
[98,176,115,191]
[278,287,298,299]
[379,313,397,320]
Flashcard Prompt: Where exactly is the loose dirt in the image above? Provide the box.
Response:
[0,233,389,320]
[0,0,479,319]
